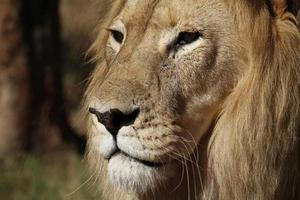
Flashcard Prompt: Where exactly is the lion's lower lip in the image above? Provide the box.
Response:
[109,150,164,168]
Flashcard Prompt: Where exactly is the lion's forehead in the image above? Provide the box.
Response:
[120,0,228,29]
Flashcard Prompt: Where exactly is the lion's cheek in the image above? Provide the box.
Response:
[179,96,221,142]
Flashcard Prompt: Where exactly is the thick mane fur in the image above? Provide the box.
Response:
[204,1,300,199]
[86,0,300,199]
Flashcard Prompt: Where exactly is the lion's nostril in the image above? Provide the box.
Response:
[89,107,139,138]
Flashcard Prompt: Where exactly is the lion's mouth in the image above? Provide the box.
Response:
[109,150,164,168]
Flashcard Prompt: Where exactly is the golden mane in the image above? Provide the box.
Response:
[85,0,300,199]
[203,1,300,199]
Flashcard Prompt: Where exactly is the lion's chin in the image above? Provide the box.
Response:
[107,152,174,194]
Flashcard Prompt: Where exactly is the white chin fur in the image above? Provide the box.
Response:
[108,153,173,194]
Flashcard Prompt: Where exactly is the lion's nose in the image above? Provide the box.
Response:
[89,107,139,138]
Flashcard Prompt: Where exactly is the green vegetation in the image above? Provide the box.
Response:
[0,151,101,200]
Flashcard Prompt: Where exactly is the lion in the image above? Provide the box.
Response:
[84,0,300,199]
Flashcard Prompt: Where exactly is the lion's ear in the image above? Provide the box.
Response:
[270,0,300,17]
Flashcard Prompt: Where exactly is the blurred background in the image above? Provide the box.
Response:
[0,0,103,199]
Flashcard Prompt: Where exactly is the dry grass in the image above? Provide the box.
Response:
[0,150,101,200]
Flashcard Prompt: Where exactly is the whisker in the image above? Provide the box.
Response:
[65,170,97,198]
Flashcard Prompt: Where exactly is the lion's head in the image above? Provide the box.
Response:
[85,0,300,199]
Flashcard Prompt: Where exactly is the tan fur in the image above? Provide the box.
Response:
[85,0,300,199]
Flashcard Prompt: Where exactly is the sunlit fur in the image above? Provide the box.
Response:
[84,0,300,199]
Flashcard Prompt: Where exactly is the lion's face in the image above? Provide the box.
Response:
[87,0,242,194]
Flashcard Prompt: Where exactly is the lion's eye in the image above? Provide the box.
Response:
[110,30,124,44]
[175,32,202,47]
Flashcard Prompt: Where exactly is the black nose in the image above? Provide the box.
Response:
[89,107,139,137]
